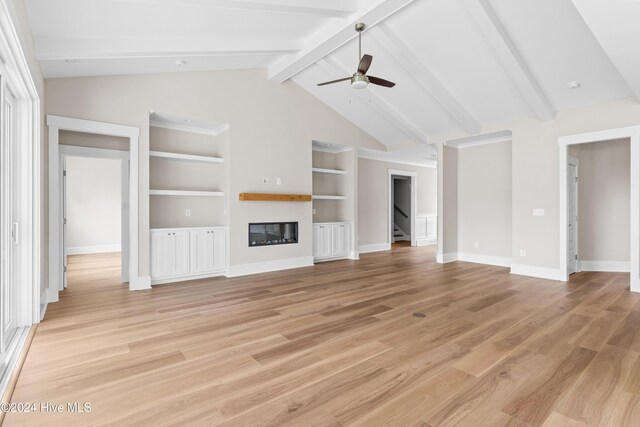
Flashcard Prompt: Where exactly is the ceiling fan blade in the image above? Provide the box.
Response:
[317,77,351,86]
[368,76,396,88]
[358,54,373,74]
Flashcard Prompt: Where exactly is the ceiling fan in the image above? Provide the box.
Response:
[317,23,396,90]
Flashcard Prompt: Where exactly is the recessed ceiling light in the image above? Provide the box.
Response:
[568,81,581,89]
[184,119,192,123]
[175,60,186,67]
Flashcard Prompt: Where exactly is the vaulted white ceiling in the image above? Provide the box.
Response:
[25,0,638,164]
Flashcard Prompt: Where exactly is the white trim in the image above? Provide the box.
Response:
[358,243,391,253]
[311,167,346,175]
[579,260,630,273]
[416,237,437,246]
[48,115,141,294]
[66,244,121,255]
[151,271,225,285]
[437,252,458,263]
[225,256,314,277]
[389,169,417,247]
[149,189,224,197]
[558,125,640,292]
[149,151,224,164]
[348,250,360,260]
[149,120,228,137]
[60,144,129,160]
[444,130,512,148]
[510,264,564,281]
[130,275,151,291]
[357,152,437,169]
[311,142,352,153]
[0,327,29,400]
[457,252,511,268]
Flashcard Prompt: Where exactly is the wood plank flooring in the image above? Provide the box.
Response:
[4,246,640,426]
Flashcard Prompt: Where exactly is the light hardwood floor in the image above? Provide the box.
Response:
[4,246,640,426]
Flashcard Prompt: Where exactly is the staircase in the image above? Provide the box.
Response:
[393,223,409,242]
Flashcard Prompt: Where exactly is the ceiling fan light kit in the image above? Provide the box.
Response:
[317,23,396,90]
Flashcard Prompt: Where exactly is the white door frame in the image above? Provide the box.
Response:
[559,126,640,292]
[567,155,579,274]
[59,145,130,283]
[388,169,417,246]
[47,115,145,299]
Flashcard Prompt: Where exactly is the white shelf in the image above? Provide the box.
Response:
[312,195,346,200]
[150,190,224,197]
[149,151,224,164]
[312,167,346,175]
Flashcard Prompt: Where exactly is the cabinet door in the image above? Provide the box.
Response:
[313,225,332,258]
[174,230,190,276]
[151,231,175,279]
[190,229,214,274]
[213,229,226,271]
[331,224,349,257]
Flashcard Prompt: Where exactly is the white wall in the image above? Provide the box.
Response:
[569,139,630,265]
[457,141,512,260]
[65,156,121,253]
[45,69,384,275]
[358,158,436,247]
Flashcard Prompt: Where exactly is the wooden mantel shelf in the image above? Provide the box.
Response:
[239,193,312,202]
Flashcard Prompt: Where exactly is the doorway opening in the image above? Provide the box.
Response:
[61,146,129,292]
[567,139,630,276]
[559,126,640,293]
[388,169,416,247]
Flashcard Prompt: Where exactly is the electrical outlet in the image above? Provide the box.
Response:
[262,177,269,184]
[185,209,191,217]
[223,208,228,216]
[474,241,480,249]
[276,177,282,185]
[520,249,526,257]
[533,208,545,217]
[312,208,317,215]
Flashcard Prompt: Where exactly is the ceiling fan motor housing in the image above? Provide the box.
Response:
[351,73,369,89]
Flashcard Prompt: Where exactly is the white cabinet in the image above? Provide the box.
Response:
[313,222,351,261]
[151,227,226,283]
[151,229,190,279]
[313,224,332,258]
[190,228,226,274]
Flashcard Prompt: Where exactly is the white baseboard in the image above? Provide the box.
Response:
[66,244,121,255]
[416,237,437,246]
[359,243,391,253]
[40,290,48,321]
[510,263,564,281]
[348,250,360,260]
[226,256,314,278]
[457,252,512,268]
[47,286,59,303]
[436,252,458,264]
[579,260,630,273]
[152,271,226,285]
[130,276,151,291]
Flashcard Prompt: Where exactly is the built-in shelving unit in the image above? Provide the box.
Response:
[150,190,224,197]
[312,167,346,175]
[149,112,229,231]
[149,150,224,164]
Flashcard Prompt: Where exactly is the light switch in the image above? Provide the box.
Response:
[185,209,191,217]
[533,208,545,217]
[276,177,282,185]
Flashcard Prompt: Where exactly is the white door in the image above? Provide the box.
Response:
[331,224,348,257]
[62,159,68,289]
[190,229,215,274]
[151,231,175,278]
[174,230,190,276]
[313,224,331,259]
[567,160,579,275]
[212,229,226,271]
[1,84,18,351]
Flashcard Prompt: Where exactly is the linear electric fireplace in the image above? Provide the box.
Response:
[249,222,298,247]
